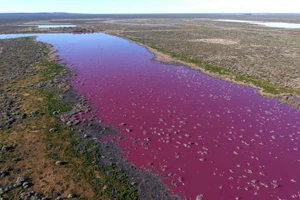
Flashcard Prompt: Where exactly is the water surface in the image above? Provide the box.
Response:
[1,33,300,200]
[18,24,76,29]
[216,19,300,29]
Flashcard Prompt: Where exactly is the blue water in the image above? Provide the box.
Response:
[216,19,300,29]
[19,24,76,29]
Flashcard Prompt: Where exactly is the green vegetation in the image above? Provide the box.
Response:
[0,38,138,199]
[39,88,72,115]
[40,85,137,199]
[133,38,300,96]
[69,137,138,199]
[40,60,67,82]
[35,44,138,199]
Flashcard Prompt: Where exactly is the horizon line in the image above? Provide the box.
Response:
[1,12,300,15]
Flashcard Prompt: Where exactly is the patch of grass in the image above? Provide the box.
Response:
[0,39,138,199]
[37,44,138,199]
[39,59,66,82]
[68,137,138,200]
[20,36,35,42]
[43,125,138,199]
[39,88,72,115]
[235,74,300,95]
[46,152,59,160]
[284,37,300,44]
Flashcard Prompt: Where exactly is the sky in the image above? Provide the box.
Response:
[1,0,300,14]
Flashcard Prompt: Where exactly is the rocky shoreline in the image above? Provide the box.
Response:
[2,32,299,200]
[0,38,180,199]
[48,51,181,200]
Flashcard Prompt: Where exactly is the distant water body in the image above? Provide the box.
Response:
[19,24,76,29]
[216,19,300,29]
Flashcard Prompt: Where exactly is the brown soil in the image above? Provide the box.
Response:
[0,37,178,200]
[0,63,95,199]
[89,18,300,90]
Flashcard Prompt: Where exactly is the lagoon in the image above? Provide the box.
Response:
[1,33,300,199]
[19,24,76,29]
[216,19,300,29]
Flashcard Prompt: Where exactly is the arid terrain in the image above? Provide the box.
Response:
[1,13,300,199]
[2,14,300,106]
[0,37,175,199]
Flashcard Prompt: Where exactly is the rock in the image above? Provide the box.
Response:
[49,187,55,196]
[16,176,26,186]
[126,128,132,133]
[1,145,9,152]
[46,144,53,150]
[196,194,203,200]
[30,111,39,117]
[22,182,30,189]
[14,168,21,174]
[7,167,13,171]
[6,118,15,125]
[20,191,47,200]
[0,171,8,178]
[66,121,72,127]
[12,157,21,162]
[49,128,57,133]
[55,161,63,166]
[73,120,80,125]
[67,193,75,198]
[130,182,137,186]
[52,111,59,115]
[60,115,67,122]
[20,113,27,120]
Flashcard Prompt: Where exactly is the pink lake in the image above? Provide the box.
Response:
[7,33,300,200]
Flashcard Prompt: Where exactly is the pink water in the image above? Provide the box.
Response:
[36,33,300,200]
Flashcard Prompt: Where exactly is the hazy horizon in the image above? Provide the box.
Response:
[1,12,300,15]
[1,0,300,14]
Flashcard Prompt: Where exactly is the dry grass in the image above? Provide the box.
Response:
[188,38,239,45]
[87,18,300,90]
[0,61,95,199]
[0,40,138,199]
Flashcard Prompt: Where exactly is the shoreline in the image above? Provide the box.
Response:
[118,34,300,109]
[0,37,179,199]
[44,40,181,200]
[2,31,300,109]
[1,31,299,199]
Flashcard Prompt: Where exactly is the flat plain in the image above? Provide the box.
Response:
[1,13,300,200]
[3,14,300,105]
